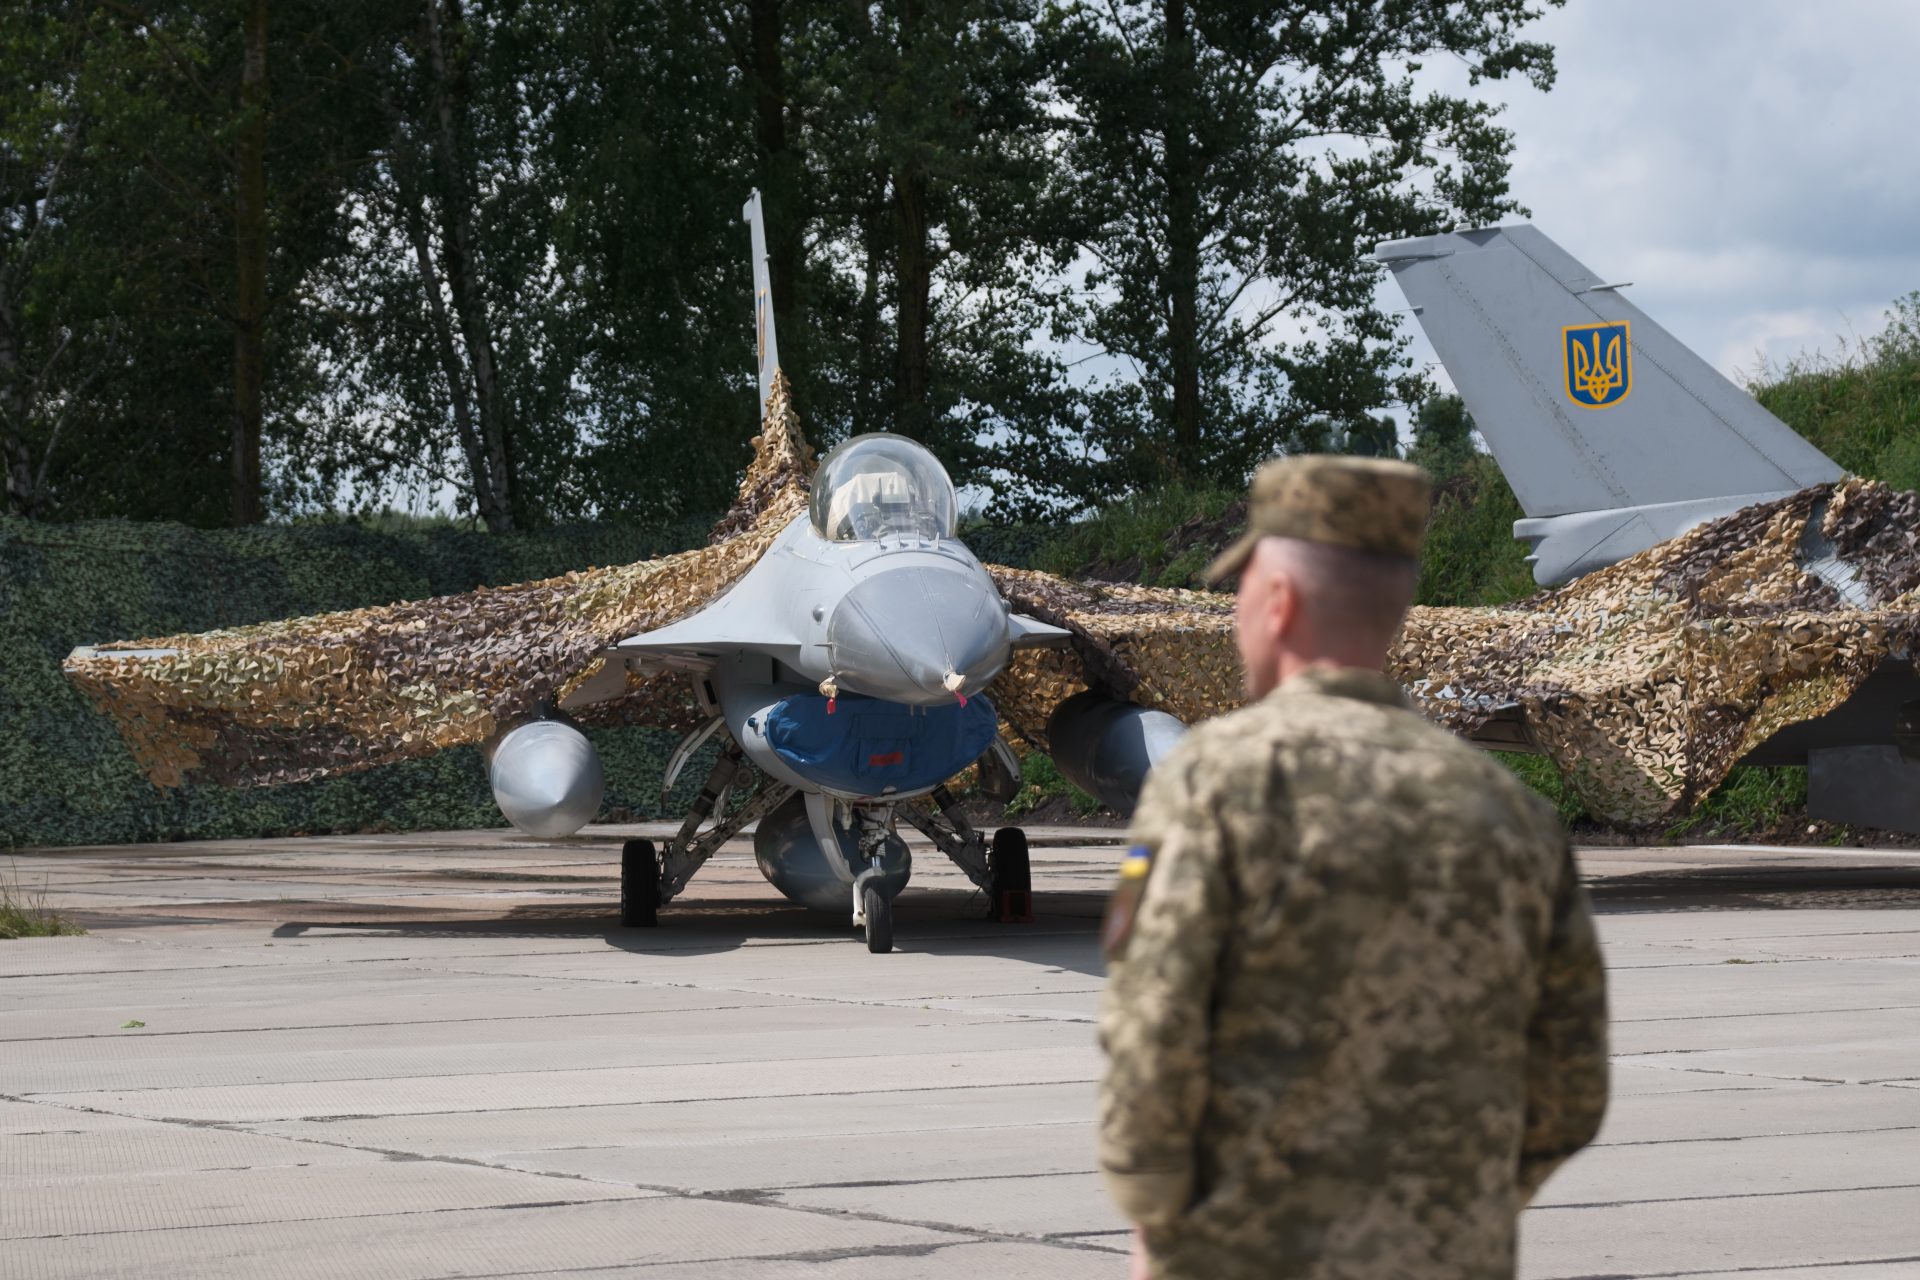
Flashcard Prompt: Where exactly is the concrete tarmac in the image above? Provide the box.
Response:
[4,827,1920,1278]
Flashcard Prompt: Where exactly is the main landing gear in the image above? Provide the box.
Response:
[898,786,1034,926]
[620,751,1035,953]
[988,826,1033,924]
[618,742,797,933]
[621,838,658,928]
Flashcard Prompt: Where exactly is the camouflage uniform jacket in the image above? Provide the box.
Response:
[1098,667,1609,1280]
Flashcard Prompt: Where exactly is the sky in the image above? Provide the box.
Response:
[1388,0,1920,392]
[377,0,1919,518]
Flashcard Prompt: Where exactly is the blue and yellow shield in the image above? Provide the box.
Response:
[1563,321,1631,408]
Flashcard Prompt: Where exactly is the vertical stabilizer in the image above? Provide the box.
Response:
[1376,225,1843,583]
[743,189,781,415]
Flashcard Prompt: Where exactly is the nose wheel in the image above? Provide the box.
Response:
[859,883,893,953]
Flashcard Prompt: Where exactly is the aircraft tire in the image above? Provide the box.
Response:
[621,838,659,928]
[863,884,893,953]
[989,827,1033,923]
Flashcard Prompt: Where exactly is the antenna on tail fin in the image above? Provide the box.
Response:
[743,189,781,415]
[1376,225,1843,585]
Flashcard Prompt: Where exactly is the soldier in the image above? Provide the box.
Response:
[1098,455,1609,1280]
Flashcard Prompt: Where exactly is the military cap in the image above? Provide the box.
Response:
[1204,454,1432,585]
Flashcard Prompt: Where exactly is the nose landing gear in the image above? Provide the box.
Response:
[857,882,893,953]
[850,812,899,953]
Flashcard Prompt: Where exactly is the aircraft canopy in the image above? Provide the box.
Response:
[810,434,958,542]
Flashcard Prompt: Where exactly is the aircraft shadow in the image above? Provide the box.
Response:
[1587,863,1920,914]
[269,883,1107,973]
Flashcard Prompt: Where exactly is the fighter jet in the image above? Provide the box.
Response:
[62,211,1920,931]
[1377,225,1920,836]
[63,191,1199,953]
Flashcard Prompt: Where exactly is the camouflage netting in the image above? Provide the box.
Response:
[62,382,1920,830]
[1395,480,1920,824]
[64,374,812,789]
[2,508,722,848]
[984,571,1239,742]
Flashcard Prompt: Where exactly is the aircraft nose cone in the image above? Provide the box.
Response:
[827,566,1011,706]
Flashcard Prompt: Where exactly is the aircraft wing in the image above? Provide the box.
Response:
[1396,479,1920,825]
[63,377,817,789]
[995,481,1918,828]
[983,568,1242,749]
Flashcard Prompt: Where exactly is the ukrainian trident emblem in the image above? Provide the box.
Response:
[1563,321,1631,408]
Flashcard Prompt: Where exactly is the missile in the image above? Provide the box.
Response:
[1047,691,1188,816]
[487,720,605,837]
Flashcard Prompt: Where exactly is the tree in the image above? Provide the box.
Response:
[21,0,396,526]
[1043,0,1561,506]
[1,1,241,526]
[1408,390,1476,479]
[0,3,92,518]
[800,0,1081,510]
[295,0,577,532]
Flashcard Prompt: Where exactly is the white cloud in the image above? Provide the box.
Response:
[1393,0,1920,392]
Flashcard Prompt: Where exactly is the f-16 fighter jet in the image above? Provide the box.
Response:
[62,211,1920,935]
[63,191,1214,953]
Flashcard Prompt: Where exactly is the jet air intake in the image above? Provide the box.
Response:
[1047,691,1188,817]
[487,720,605,837]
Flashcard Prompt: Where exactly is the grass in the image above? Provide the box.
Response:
[1492,753,1591,826]
[1004,751,1102,820]
[1664,767,1810,842]
[0,862,86,939]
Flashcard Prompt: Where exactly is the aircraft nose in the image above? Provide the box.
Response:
[827,565,1011,706]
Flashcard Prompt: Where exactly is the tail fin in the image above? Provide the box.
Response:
[1376,225,1843,584]
[743,189,781,416]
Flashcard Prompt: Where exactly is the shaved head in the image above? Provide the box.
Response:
[1234,536,1419,699]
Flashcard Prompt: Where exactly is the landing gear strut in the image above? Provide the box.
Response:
[849,807,898,954]
[896,787,1033,924]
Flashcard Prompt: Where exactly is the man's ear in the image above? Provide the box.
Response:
[1268,568,1297,643]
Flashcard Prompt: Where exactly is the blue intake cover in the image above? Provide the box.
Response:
[764,692,997,797]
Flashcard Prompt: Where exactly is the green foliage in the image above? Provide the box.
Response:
[1408,395,1536,608]
[0,514,714,849]
[1030,0,1561,509]
[1004,750,1099,819]
[1031,482,1240,589]
[0,862,84,937]
[1417,453,1537,607]
[957,516,1056,571]
[1752,293,1920,489]
[1665,768,1810,841]
[4,1,1572,529]
[1491,753,1588,827]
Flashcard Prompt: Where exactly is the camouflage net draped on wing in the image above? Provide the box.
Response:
[985,480,1920,827]
[64,375,815,788]
[982,571,1242,744]
[1393,479,1920,825]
